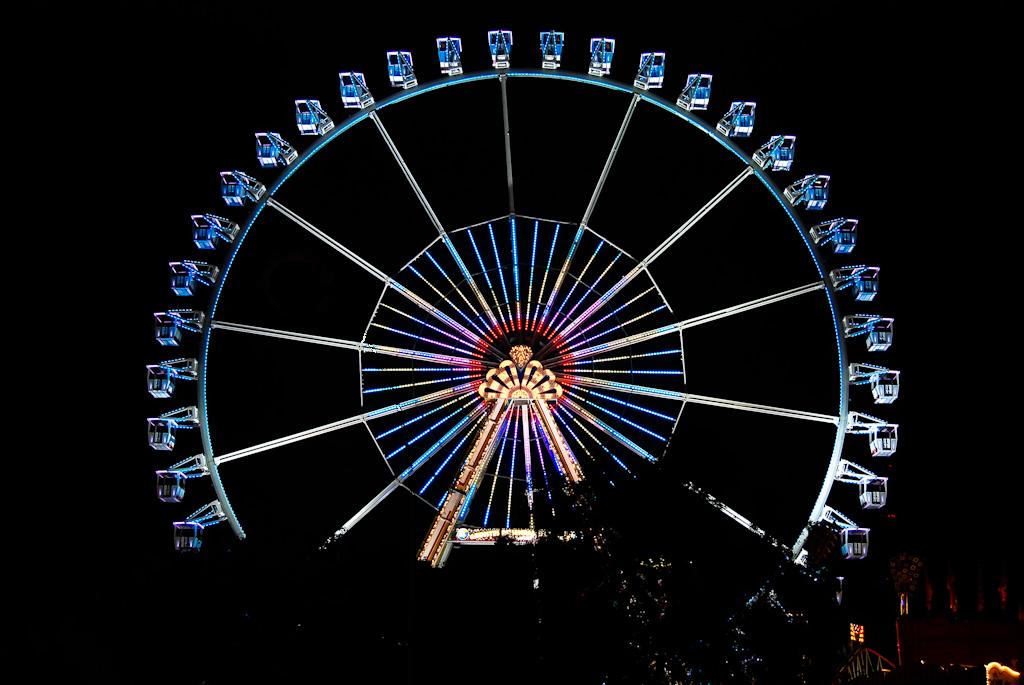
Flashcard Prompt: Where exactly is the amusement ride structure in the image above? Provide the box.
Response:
[146,29,899,571]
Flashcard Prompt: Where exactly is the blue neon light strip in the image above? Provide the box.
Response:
[424,251,489,339]
[563,253,619,325]
[529,411,556,509]
[365,374,476,394]
[378,396,466,438]
[556,408,632,476]
[381,296,469,347]
[458,482,476,522]
[386,401,474,459]
[563,287,656,346]
[567,390,666,441]
[405,265,487,340]
[370,323,482,357]
[488,223,513,324]
[468,228,507,332]
[419,423,479,494]
[540,226,585,332]
[506,407,519,528]
[364,367,478,373]
[526,221,539,329]
[551,241,603,332]
[400,411,479,482]
[482,414,512,527]
[533,224,560,330]
[586,389,676,421]
[568,304,668,350]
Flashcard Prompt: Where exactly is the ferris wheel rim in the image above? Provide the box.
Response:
[196,67,850,552]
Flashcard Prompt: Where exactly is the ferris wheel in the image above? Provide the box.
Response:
[146,30,900,570]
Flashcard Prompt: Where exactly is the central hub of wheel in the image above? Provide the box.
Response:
[478,357,562,406]
[509,344,533,368]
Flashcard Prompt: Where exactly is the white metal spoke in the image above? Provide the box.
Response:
[558,167,754,340]
[369,111,500,329]
[562,374,837,424]
[210,320,484,366]
[500,74,515,213]
[267,198,483,344]
[214,381,476,466]
[521,405,534,525]
[581,93,640,227]
[326,405,485,541]
[679,394,837,424]
[682,481,791,555]
[557,281,825,363]
[562,374,685,401]
[538,92,642,331]
[540,225,585,330]
[268,198,389,281]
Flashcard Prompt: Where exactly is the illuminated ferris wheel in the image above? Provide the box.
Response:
[146,30,900,569]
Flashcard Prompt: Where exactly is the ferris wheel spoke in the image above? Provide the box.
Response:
[538,224,584,334]
[561,286,659,349]
[553,407,633,481]
[558,167,755,340]
[560,301,669,353]
[369,111,501,330]
[554,281,825,363]
[419,250,497,350]
[681,480,790,555]
[561,397,657,463]
[555,253,621,335]
[581,93,641,228]
[487,223,516,326]
[524,220,539,331]
[530,222,561,334]
[679,393,838,424]
[467,227,513,336]
[267,197,483,345]
[500,73,515,214]
[565,390,668,442]
[210,320,484,366]
[541,240,605,339]
[213,381,477,466]
[372,302,495,360]
[562,373,836,424]
[562,374,684,401]
[325,404,486,543]
[418,400,513,566]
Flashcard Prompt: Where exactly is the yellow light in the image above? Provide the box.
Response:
[986,662,1021,684]
[849,623,864,643]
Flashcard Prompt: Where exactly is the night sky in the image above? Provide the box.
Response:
[26,7,1017,683]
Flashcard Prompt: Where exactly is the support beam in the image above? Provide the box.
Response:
[369,111,500,329]
[268,198,389,281]
[681,393,838,424]
[214,382,476,466]
[559,167,754,340]
[556,281,825,363]
[211,320,484,367]
[325,405,485,543]
[581,93,640,228]
[500,73,515,214]
[267,198,484,345]
[682,481,792,556]
[562,375,837,424]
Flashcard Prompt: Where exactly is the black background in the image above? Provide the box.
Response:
[22,6,1018,683]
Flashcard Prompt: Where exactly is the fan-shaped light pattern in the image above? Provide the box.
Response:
[362,216,684,538]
